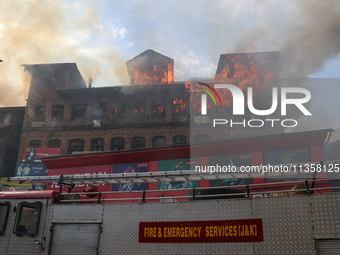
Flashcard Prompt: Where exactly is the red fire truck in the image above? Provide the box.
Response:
[1,161,340,255]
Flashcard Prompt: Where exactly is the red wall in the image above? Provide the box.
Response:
[47,144,327,200]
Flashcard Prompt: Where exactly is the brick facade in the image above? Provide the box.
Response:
[18,63,194,161]
[17,50,283,162]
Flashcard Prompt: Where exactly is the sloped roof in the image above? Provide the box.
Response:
[126,49,173,64]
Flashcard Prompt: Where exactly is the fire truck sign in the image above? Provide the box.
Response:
[139,219,263,243]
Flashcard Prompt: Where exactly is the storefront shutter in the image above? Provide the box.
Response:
[317,238,340,255]
[51,223,100,255]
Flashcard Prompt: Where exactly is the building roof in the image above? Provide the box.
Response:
[216,51,280,76]
[54,83,188,99]
[126,49,173,64]
[41,129,331,169]
[0,106,25,113]
[22,62,76,72]
[22,63,87,89]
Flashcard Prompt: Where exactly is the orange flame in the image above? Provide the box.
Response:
[134,106,144,113]
[190,52,276,115]
[153,100,164,113]
[173,98,186,112]
[128,61,174,86]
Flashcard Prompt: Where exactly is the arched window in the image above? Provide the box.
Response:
[131,137,145,149]
[68,139,84,154]
[193,134,211,144]
[152,136,166,147]
[110,137,125,151]
[47,139,61,148]
[173,135,187,145]
[29,140,42,147]
[90,138,104,151]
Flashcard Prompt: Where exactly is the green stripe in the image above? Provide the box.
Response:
[198,87,217,106]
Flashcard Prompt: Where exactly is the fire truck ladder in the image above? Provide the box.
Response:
[9,160,340,186]
[9,160,340,183]
[8,160,340,203]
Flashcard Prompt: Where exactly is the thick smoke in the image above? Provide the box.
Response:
[0,0,129,107]
[227,0,340,131]
[277,1,340,77]
[100,1,340,82]
[1,0,340,134]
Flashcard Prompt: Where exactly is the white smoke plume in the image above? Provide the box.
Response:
[0,0,130,107]
[1,0,340,126]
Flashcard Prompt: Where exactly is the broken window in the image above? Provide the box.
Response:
[110,137,125,151]
[71,105,87,125]
[173,135,187,145]
[152,136,166,147]
[112,104,126,119]
[151,100,165,117]
[132,102,145,120]
[93,103,106,119]
[67,139,84,154]
[90,138,104,151]
[51,105,64,121]
[47,139,61,148]
[29,140,42,147]
[13,202,42,236]
[172,98,186,117]
[34,106,46,122]
[71,105,87,120]
[131,137,145,149]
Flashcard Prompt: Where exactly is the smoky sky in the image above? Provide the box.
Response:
[1,0,340,131]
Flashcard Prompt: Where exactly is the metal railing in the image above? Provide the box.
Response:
[58,178,340,204]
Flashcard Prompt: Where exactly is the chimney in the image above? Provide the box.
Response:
[88,78,93,88]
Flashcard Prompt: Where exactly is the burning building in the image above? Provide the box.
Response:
[190,51,283,140]
[17,49,285,161]
[126,49,174,86]
[215,51,279,80]
[17,51,189,161]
